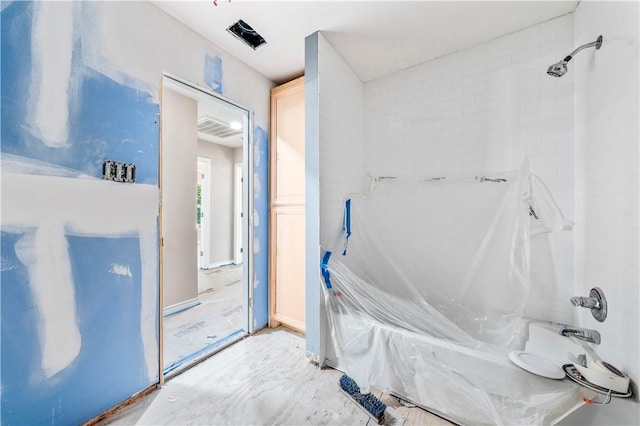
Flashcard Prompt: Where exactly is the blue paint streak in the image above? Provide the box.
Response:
[252,126,269,329]
[1,1,159,184]
[204,54,223,94]
[1,234,153,425]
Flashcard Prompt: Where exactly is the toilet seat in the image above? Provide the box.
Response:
[509,351,565,379]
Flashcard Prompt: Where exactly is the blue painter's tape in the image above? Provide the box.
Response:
[342,199,352,255]
[344,199,352,237]
[320,251,332,289]
[204,54,223,94]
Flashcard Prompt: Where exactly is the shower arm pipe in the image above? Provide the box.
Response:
[562,36,603,62]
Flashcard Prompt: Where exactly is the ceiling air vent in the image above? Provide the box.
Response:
[227,19,266,50]
[197,116,242,139]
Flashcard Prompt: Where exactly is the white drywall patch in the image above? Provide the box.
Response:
[79,2,206,99]
[253,172,261,198]
[253,141,261,167]
[27,1,74,147]
[1,154,94,179]
[252,208,260,227]
[253,237,260,254]
[139,227,159,381]
[109,263,132,277]
[2,172,160,380]
[14,224,81,378]
[2,173,158,234]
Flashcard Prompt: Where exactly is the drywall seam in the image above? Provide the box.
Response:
[1,173,158,232]
[139,226,159,380]
[14,223,81,378]
[26,1,74,147]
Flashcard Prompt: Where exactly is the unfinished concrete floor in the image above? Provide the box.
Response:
[105,328,454,426]
[163,264,244,372]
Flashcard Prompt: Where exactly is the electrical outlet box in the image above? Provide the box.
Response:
[103,160,136,183]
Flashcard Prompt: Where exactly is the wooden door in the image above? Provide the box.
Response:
[269,76,305,332]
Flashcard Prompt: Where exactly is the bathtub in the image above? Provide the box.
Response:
[326,312,589,425]
[322,168,614,424]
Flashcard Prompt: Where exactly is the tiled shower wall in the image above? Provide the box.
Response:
[363,14,576,324]
[574,0,639,392]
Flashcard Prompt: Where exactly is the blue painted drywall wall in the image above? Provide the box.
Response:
[1,2,159,424]
[1,1,33,153]
[1,2,159,183]
[204,54,224,95]
[1,234,151,425]
[253,125,269,329]
[1,2,269,423]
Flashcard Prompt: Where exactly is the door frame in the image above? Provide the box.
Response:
[158,73,255,385]
[197,157,211,269]
[234,162,243,265]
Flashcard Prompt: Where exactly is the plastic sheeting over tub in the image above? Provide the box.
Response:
[321,161,581,425]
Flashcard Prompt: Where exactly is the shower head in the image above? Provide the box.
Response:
[547,35,603,77]
[547,60,569,77]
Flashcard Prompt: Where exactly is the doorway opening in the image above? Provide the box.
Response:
[160,75,252,379]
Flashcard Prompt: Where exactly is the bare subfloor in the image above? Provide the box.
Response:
[104,328,454,426]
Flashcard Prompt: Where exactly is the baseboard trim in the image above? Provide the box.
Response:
[163,298,201,318]
[200,260,238,270]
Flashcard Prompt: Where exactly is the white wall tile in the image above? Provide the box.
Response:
[317,35,367,251]
[363,14,576,324]
[574,0,639,390]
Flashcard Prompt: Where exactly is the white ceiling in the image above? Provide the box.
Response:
[153,1,578,85]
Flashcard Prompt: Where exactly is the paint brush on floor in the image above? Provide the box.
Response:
[338,374,386,424]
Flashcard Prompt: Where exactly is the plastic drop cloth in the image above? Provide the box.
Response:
[322,161,581,425]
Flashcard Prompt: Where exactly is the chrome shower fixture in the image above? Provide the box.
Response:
[570,287,607,322]
[547,35,603,77]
